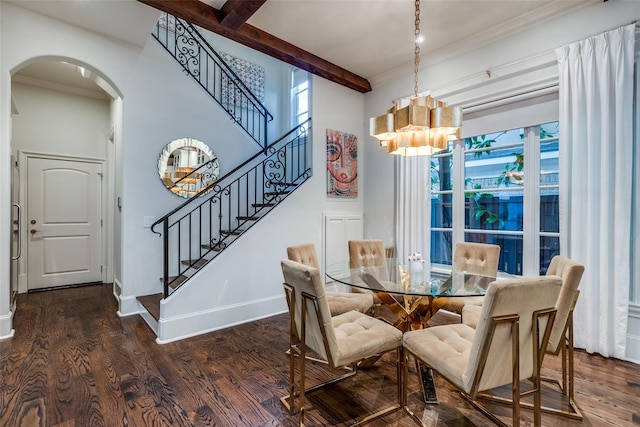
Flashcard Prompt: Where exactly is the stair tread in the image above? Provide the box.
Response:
[162,275,187,288]
[252,203,275,207]
[201,244,223,251]
[265,191,291,196]
[138,293,162,321]
[220,230,243,235]
[236,216,259,220]
[269,181,298,186]
[181,258,209,269]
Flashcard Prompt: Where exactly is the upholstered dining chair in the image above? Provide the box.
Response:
[462,255,585,420]
[287,243,374,316]
[347,239,388,302]
[280,259,403,426]
[403,276,562,427]
[348,239,387,269]
[431,241,501,315]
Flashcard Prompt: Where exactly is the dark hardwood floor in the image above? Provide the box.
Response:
[0,283,638,427]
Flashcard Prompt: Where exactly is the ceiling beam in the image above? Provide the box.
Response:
[219,0,266,30]
[137,0,372,93]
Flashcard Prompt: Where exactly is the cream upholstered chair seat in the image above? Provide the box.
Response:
[280,259,403,426]
[432,241,500,315]
[287,243,373,316]
[328,310,402,365]
[403,276,562,427]
[405,323,476,391]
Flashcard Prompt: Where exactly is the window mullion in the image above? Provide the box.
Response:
[523,126,541,275]
[452,139,466,246]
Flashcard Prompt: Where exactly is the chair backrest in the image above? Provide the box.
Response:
[286,243,320,269]
[453,242,501,276]
[545,255,585,354]
[348,239,386,268]
[281,259,338,364]
[463,276,562,394]
[348,239,389,284]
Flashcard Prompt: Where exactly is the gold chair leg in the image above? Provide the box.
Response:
[345,347,403,426]
[539,327,583,420]
[482,341,583,420]
[280,349,404,426]
[402,351,430,427]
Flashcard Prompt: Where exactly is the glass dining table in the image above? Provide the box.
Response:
[325,258,510,403]
[325,258,505,332]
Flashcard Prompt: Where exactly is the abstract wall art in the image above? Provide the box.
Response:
[326,129,358,198]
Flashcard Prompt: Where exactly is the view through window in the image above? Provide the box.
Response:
[291,67,309,129]
[430,122,560,275]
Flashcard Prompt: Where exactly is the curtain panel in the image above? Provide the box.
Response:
[395,156,429,267]
[556,23,636,358]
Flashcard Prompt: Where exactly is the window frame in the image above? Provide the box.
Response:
[290,67,309,129]
[430,122,559,276]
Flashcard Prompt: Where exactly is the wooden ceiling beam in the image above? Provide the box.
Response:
[137,0,372,93]
[219,0,267,30]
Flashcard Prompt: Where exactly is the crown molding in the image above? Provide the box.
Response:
[369,1,598,89]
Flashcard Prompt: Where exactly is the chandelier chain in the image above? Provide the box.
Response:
[413,0,421,97]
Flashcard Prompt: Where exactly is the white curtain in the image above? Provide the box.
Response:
[395,156,429,266]
[556,24,635,358]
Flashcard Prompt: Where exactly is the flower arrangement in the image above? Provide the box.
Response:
[408,252,423,262]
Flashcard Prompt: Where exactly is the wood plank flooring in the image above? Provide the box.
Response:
[0,283,638,427]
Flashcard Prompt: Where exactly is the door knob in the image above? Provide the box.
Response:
[30,229,41,235]
[31,219,37,225]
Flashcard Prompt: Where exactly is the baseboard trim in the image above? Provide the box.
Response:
[626,304,640,364]
[155,294,287,344]
[0,310,15,340]
[112,278,122,300]
[116,291,141,317]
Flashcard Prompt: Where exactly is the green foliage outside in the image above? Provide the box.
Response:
[433,126,556,227]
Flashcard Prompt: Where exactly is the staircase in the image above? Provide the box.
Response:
[139,121,311,321]
[152,13,273,151]
[137,14,312,327]
[151,119,311,296]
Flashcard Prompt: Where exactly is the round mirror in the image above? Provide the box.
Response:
[158,138,219,198]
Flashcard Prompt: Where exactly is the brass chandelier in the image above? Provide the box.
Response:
[369,0,462,156]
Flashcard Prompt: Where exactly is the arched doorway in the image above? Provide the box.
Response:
[10,59,120,293]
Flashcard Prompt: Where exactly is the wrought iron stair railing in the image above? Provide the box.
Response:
[151,119,312,298]
[152,13,273,151]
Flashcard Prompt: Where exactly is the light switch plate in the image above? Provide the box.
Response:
[143,216,156,228]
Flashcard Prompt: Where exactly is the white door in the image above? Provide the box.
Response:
[27,157,102,290]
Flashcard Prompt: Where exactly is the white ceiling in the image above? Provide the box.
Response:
[244,0,598,80]
[9,0,599,93]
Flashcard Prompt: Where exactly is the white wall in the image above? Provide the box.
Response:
[0,2,11,338]
[363,0,640,363]
[110,98,123,298]
[0,1,153,337]
[0,1,365,342]
[199,30,290,142]
[11,82,109,158]
[118,27,305,307]
[156,75,365,342]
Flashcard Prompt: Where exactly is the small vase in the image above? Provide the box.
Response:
[410,261,424,287]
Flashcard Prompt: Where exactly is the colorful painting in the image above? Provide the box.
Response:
[326,129,358,198]
[220,52,265,109]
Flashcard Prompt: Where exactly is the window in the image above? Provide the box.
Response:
[290,67,309,128]
[430,121,559,276]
